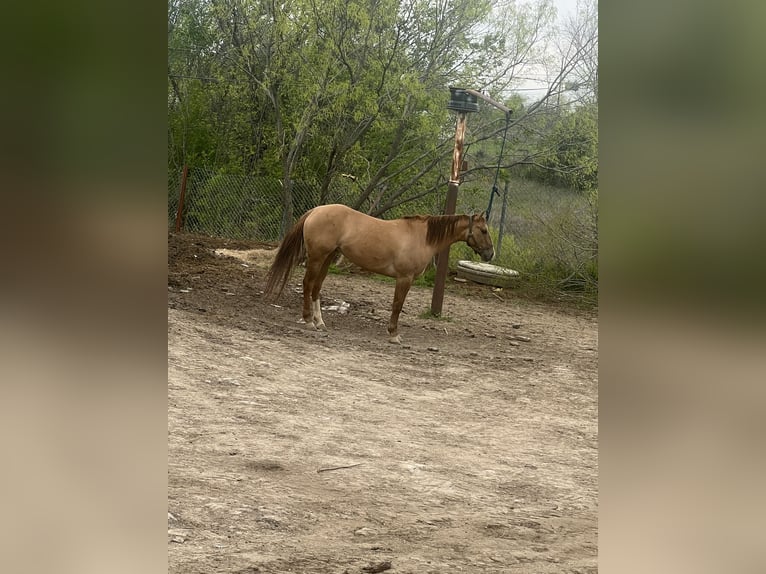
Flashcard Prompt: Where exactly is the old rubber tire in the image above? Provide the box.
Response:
[456,260,519,288]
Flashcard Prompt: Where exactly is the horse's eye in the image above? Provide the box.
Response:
[481,229,488,234]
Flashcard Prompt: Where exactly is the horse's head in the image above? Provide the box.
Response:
[466,211,495,262]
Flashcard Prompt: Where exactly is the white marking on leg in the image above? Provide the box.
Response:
[313,298,326,330]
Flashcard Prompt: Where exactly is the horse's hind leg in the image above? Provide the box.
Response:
[301,260,317,328]
[387,276,413,344]
[302,251,335,330]
[310,251,337,330]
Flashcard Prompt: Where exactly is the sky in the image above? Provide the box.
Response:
[513,0,587,101]
[553,0,579,20]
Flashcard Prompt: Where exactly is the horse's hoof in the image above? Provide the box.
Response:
[315,322,327,331]
[388,334,402,345]
[298,318,316,330]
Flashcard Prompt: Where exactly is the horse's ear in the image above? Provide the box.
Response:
[479,210,487,220]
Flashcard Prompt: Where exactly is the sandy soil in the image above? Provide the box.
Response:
[168,232,598,574]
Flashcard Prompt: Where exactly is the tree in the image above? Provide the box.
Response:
[167,0,598,221]
[453,0,598,192]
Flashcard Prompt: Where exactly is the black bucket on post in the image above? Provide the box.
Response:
[447,87,479,113]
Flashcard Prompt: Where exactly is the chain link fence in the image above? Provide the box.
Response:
[497,179,597,297]
[169,166,353,242]
[168,166,597,300]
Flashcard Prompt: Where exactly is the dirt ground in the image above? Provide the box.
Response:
[168,232,598,574]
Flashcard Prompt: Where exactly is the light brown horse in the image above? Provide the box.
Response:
[264,204,494,343]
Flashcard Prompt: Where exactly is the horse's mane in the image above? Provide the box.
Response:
[402,214,465,246]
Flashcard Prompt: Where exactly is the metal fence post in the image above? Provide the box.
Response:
[496,179,509,254]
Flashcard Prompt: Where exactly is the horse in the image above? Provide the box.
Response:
[264,204,494,344]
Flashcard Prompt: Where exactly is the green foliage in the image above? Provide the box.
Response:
[182,172,282,239]
[527,104,598,191]
[327,264,347,276]
[427,176,598,305]
[168,0,573,215]
[488,178,598,304]
[413,265,436,288]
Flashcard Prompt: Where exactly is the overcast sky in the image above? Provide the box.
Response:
[513,0,585,101]
[553,0,579,20]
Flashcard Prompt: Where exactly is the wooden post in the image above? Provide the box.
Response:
[431,112,467,316]
[174,165,189,233]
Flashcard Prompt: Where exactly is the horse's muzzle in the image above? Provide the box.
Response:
[480,248,495,262]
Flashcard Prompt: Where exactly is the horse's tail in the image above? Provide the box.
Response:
[264,209,312,299]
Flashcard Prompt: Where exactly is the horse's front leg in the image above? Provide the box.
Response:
[388,276,413,344]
